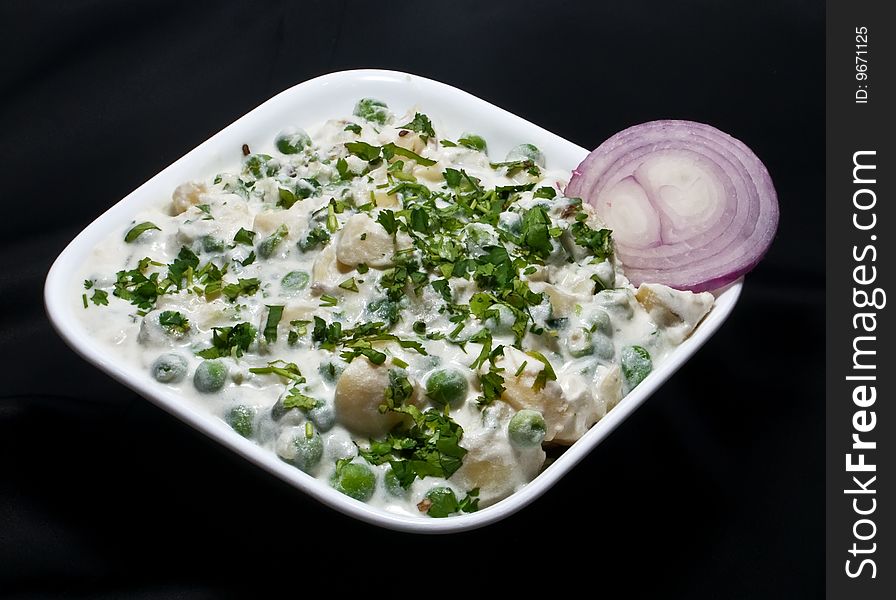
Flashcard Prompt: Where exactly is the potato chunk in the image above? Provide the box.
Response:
[335,213,395,268]
[635,283,714,344]
[452,404,545,507]
[171,181,207,215]
[334,357,417,437]
[311,243,353,294]
[496,347,599,444]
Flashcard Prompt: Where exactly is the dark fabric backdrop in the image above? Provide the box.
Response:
[0,1,824,597]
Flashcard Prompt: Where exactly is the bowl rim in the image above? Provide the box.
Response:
[44,68,742,533]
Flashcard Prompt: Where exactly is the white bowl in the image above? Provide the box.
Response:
[44,69,741,533]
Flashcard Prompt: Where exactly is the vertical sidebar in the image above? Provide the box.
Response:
[826,1,894,598]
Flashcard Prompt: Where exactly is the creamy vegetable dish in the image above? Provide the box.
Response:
[77,99,714,518]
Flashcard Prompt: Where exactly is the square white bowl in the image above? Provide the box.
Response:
[44,69,741,533]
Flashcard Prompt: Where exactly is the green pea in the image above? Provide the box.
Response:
[201,235,225,253]
[318,360,345,384]
[308,403,336,432]
[592,333,615,361]
[194,360,227,393]
[384,468,406,497]
[276,427,324,473]
[257,225,288,259]
[294,177,321,199]
[458,133,487,152]
[426,368,468,408]
[270,397,291,422]
[151,353,188,384]
[508,409,547,448]
[505,143,545,167]
[281,270,310,292]
[566,328,594,358]
[275,127,311,155]
[353,98,389,125]
[244,154,280,179]
[368,297,400,326]
[589,308,613,336]
[330,462,376,502]
[621,345,652,389]
[227,405,255,438]
[596,289,635,320]
[423,486,460,518]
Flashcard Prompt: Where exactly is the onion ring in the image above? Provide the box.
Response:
[566,120,779,292]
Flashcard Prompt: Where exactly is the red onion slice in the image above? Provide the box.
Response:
[566,120,779,292]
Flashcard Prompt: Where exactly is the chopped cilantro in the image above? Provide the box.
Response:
[167,246,200,290]
[299,227,330,252]
[376,210,398,235]
[90,289,109,307]
[338,277,359,293]
[382,143,436,167]
[397,113,436,142]
[196,322,257,358]
[527,350,557,391]
[344,141,382,162]
[283,387,318,411]
[319,294,339,307]
[533,186,557,199]
[263,305,284,343]
[570,221,613,260]
[233,227,256,245]
[159,310,189,334]
[249,359,303,382]
[359,404,467,488]
[344,123,362,135]
[124,222,160,243]
[222,277,260,301]
[240,251,256,266]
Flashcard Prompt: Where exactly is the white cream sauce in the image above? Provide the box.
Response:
[76,102,715,517]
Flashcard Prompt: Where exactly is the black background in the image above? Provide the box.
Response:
[0,1,823,597]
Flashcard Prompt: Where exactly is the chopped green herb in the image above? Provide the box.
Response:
[90,289,109,307]
[124,222,160,243]
[196,322,257,359]
[398,113,436,142]
[338,277,359,293]
[457,134,487,152]
[159,310,189,334]
[300,227,330,252]
[263,305,284,343]
[234,228,256,245]
[527,350,557,391]
[249,359,303,382]
[571,220,613,260]
[533,186,557,199]
[239,251,256,266]
[376,210,398,235]
[382,143,436,167]
[222,277,260,301]
[344,141,382,162]
[358,404,467,488]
